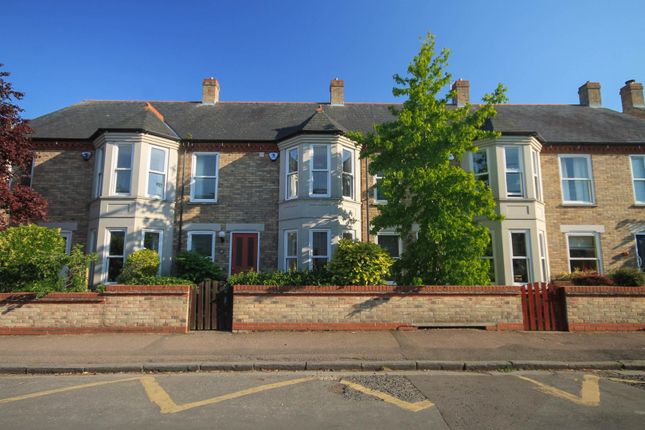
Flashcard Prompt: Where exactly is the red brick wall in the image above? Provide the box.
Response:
[0,285,191,334]
[562,286,645,331]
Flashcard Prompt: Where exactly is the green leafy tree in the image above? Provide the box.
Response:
[353,33,507,285]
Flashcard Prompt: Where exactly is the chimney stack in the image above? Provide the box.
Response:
[578,81,602,107]
[330,78,344,106]
[619,79,645,118]
[202,77,220,104]
[452,79,470,107]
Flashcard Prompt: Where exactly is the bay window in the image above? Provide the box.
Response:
[504,147,524,197]
[472,150,489,187]
[310,145,330,197]
[94,147,104,198]
[114,144,133,195]
[286,148,298,200]
[106,229,126,283]
[342,148,354,199]
[147,146,167,199]
[310,230,330,269]
[510,231,531,284]
[284,230,298,271]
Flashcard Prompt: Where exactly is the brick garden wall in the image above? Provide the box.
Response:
[233,285,525,331]
[0,285,191,335]
[562,286,645,331]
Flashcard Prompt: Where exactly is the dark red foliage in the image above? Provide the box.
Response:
[0,64,48,230]
[571,272,614,286]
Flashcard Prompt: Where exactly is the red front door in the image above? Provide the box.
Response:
[231,233,259,274]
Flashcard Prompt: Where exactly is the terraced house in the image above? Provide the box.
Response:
[27,77,645,287]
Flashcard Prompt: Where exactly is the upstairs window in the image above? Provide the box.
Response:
[374,172,387,204]
[286,148,298,200]
[310,145,330,197]
[472,150,489,187]
[342,149,354,199]
[532,149,542,201]
[191,153,219,202]
[114,144,133,195]
[559,155,594,204]
[94,147,104,198]
[147,146,167,199]
[504,147,524,197]
[631,155,645,204]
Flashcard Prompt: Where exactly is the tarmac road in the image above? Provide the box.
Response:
[1,370,644,429]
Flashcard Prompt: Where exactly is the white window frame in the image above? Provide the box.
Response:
[341,230,356,241]
[373,172,387,204]
[482,230,496,284]
[187,231,216,262]
[538,231,549,282]
[309,229,331,269]
[629,155,645,205]
[309,145,331,198]
[142,229,163,271]
[190,152,220,203]
[146,145,168,200]
[472,149,490,186]
[565,232,602,274]
[285,147,299,200]
[377,232,402,260]
[531,149,542,201]
[93,147,104,198]
[558,154,595,205]
[342,148,355,200]
[503,146,524,198]
[284,229,298,271]
[60,230,72,255]
[104,228,127,284]
[509,230,532,285]
[112,144,133,196]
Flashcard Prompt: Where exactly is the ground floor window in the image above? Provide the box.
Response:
[636,234,645,272]
[188,231,215,261]
[482,231,495,283]
[567,234,600,272]
[342,230,356,241]
[60,230,72,254]
[310,230,330,270]
[538,231,549,282]
[284,230,298,271]
[143,230,163,273]
[377,233,401,259]
[510,231,531,284]
[106,229,126,283]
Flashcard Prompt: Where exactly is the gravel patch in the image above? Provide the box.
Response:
[340,375,427,402]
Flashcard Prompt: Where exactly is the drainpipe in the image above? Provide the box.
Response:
[364,155,370,243]
[176,140,188,262]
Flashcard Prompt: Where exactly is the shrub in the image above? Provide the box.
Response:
[228,268,333,286]
[117,249,160,284]
[124,275,193,286]
[610,268,644,286]
[175,251,225,283]
[327,239,393,285]
[570,272,613,286]
[63,244,98,291]
[0,225,67,292]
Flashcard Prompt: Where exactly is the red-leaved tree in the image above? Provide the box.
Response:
[0,64,47,230]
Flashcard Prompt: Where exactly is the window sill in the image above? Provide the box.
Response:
[560,203,597,208]
[187,201,219,205]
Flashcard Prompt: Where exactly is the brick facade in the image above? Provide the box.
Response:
[541,150,645,275]
[0,285,191,334]
[31,148,94,247]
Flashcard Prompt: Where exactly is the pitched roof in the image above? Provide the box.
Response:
[28,99,645,144]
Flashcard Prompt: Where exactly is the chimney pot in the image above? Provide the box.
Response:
[620,79,645,117]
[578,81,602,107]
[202,77,220,104]
[451,79,470,107]
[330,79,344,106]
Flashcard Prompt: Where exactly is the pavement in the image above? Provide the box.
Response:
[1,329,645,373]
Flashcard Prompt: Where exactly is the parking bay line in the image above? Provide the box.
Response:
[516,374,600,407]
[338,379,434,412]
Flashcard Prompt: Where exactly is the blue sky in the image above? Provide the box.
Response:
[3,0,644,118]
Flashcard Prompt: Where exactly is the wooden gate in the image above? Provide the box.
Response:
[189,280,232,331]
[521,282,568,331]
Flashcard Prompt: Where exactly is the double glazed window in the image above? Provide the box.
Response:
[114,144,133,195]
[284,230,298,271]
[510,231,530,284]
[310,230,330,270]
[94,147,104,198]
[286,148,298,200]
[482,232,495,283]
[538,231,549,282]
[147,146,167,199]
[342,149,354,199]
[374,172,387,203]
[310,145,330,196]
[106,229,126,283]
[532,150,542,201]
[143,230,162,257]
[472,150,489,187]
[631,155,645,204]
[187,231,215,261]
[559,155,594,204]
[567,234,600,272]
[377,234,401,259]
[504,147,523,197]
[60,231,72,255]
[191,153,219,202]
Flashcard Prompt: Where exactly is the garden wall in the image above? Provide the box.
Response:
[232,285,525,331]
[562,286,645,331]
[0,285,191,335]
